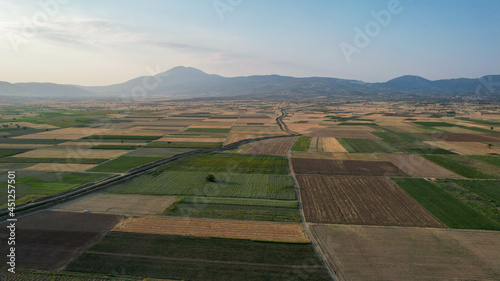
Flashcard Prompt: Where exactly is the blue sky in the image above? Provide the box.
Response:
[0,0,499,85]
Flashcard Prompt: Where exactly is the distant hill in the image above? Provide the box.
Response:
[1,66,498,99]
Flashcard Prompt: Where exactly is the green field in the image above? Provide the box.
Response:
[108,171,296,200]
[179,196,298,208]
[422,155,493,178]
[0,171,111,207]
[154,152,290,174]
[435,179,500,225]
[392,178,500,230]
[291,136,312,151]
[83,135,161,140]
[91,145,138,150]
[470,155,500,167]
[144,141,222,148]
[87,156,164,173]
[0,149,26,157]
[337,138,399,153]
[401,147,456,154]
[184,128,231,133]
[163,198,300,222]
[66,232,330,281]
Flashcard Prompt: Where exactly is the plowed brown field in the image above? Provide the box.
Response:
[381,154,463,178]
[292,158,408,177]
[311,224,500,281]
[113,216,310,242]
[239,136,297,155]
[296,175,445,227]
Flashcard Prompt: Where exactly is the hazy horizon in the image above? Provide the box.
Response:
[1,0,499,86]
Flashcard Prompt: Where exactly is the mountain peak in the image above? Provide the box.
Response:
[387,75,430,84]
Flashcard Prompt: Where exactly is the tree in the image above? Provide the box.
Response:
[206,174,216,182]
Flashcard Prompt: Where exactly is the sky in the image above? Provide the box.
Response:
[0,0,499,86]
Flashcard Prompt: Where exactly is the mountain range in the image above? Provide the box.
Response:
[1,66,498,99]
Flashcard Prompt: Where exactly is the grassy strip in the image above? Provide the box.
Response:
[0,149,26,157]
[392,178,500,230]
[337,138,399,153]
[83,135,161,140]
[436,179,500,225]
[185,128,231,133]
[180,196,298,208]
[163,201,301,222]
[401,147,456,155]
[336,138,356,153]
[413,122,457,127]
[156,152,290,174]
[422,155,492,179]
[144,141,222,148]
[467,119,500,126]
[91,145,138,150]
[65,232,330,281]
[87,156,164,173]
[0,157,105,164]
[470,155,500,167]
[108,171,296,200]
[0,171,111,208]
[291,136,312,152]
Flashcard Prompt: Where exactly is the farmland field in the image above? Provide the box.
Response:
[66,232,330,281]
[107,171,296,200]
[296,175,444,227]
[392,178,500,230]
[291,136,312,151]
[23,163,96,172]
[144,141,222,148]
[55,193,178,215]
[381,154,463,178]
[0,211,121,270]
[238,136,296,155]
[423,133,500,142]
[163,197,300,222]
[337,138,399,153]
[87,156,164,173]
[0,171,112,207]
[311,224,500,281]
[292,158,408,177]
[422,155,493,178]
[309,128,378,139]
[113,216,308,242]
[153,152,290,174]
[433,179,500,226]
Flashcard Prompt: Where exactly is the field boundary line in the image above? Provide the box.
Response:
[287,139,341,281]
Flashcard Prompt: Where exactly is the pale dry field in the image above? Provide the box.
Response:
[424,141,500,155]
[13,127,110,140]
[13,148,129,159]
[55,194,177,215]
[158,136,225,143]
[0,143,51,149]
[101,128,166,136]
[308,137,347,152]
[1,122,58,129]
[381,154,464,178]
[23,163,97,172]
[311,224,500,281]
[308,128,379,139]
[113,216,310,243]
